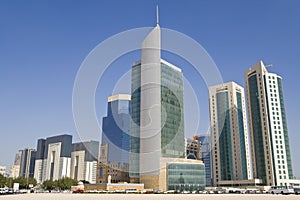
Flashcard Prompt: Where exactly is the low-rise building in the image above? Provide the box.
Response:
[185,136,201,160]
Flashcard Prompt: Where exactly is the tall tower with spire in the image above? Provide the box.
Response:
[129,7,185,189]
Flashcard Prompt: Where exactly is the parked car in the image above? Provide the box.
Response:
[73,189,84,193]
[0,188,7,195]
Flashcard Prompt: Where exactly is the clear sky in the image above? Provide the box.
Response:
[0,0,300,178]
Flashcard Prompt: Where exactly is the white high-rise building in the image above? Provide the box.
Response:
[34,134,72,184]
[209,82,252,186]
[70,141,99,184]
[245,61,293,186]
[19,148,36,178]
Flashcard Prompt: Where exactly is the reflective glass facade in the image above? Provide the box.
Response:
[102,96,130,167]
[167,163,206,191]
[236,92,248,180]
[277,78,293,179]
[161,62,185,158]
[198,135,212,186]
[129,62,141,178]
[217,92,233,180]
[248,74,266,183]
[130,60,185,179]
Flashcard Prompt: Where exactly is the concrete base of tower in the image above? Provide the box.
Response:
[130,177,140,184]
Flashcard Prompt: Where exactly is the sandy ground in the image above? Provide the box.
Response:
[1,193,300,200]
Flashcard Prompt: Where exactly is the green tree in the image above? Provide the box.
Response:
[42,180,56,191]
[5,177,13,188]
[56,177,78,190]
[42,178,77,191]
[0,174,6,188]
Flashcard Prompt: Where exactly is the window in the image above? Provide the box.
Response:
[99,167,103,177]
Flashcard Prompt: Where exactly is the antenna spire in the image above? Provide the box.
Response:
[156,5,159,25]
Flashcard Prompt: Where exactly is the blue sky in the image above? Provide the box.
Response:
[1,0,300,178]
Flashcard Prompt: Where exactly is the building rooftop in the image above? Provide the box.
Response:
[108,94,131,102]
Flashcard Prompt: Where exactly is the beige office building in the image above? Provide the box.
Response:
[209,82,252,186]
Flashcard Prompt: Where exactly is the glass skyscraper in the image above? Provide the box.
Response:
[245,61,293,186]
[129,24,185,188]
[98,94,131,183]
[129,13,186,190]
[101,94,131,166]
[130,59,185,182]
[198,134,212,186]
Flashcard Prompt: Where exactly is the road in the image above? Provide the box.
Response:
[1,193,299,200]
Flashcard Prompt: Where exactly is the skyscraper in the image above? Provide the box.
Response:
[129,17,185,189]
[209,82,252,186]
[245,61,293,186]
[71,141,99,184]
[19,148,36,178]
[34,134,72,183]
[198,134,212,186]
[97,94,131,184]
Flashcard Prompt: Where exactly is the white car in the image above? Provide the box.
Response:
[0,188,7,194]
